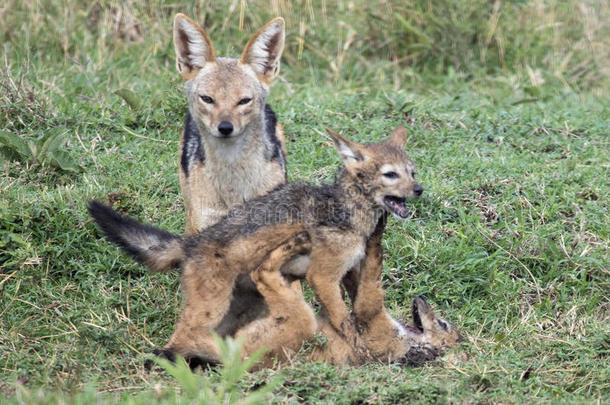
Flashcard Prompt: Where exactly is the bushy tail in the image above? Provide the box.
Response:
[88,200,184,272]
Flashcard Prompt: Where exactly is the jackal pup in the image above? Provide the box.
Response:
[174,14,287,234]
[88,125,423,365]
[312,216,462,366]
[232,216,462,369]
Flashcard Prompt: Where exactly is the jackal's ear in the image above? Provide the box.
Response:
[173,14,216,80]
[241,17,285,84]
[387,125,408,148]
[326,128,366,164]
[413,295,437,330]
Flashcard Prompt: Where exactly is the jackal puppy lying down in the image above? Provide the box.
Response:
[88,126,423,365]
[234,217,462,369]
[173,14,288,234]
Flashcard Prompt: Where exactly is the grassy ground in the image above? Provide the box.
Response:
[1,1,609,403]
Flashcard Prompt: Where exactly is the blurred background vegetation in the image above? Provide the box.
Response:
[1,0,608,93]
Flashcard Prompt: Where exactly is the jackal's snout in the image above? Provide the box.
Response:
[413,184,423,197]
[218,121,234,136]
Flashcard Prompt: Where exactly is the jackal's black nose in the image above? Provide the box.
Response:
[414,185,424,196]
[218,121,234,136]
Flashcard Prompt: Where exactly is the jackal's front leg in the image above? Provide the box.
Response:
[354,216,387,323]
[179,161,221,235]
[307,254,355,336]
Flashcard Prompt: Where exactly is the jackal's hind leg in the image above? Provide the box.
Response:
[224,224,309,271]
[251,232,311,296]
[163,257,239,367]
[236,231,316,369]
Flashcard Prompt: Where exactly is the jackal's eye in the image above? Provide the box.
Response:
[237,97,252,106]
[200,95,214,104]
[437,320,448,331]
[383,171,399,179]
[411,171,416,178]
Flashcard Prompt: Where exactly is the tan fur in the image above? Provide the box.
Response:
[303,126,422,336]
[235,232,316,370]
[173,15,294,334]
[311,218,462,365]
[170,127,425,363]
[90,126,427,366]
[275,122,287,157]
[173,14,287,234]
[238,218,462,368]
[161,223,308,362]
[179,141,285,234]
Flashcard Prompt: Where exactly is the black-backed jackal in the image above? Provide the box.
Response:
[236,216,462,369]
[88,125,424,365]
[173,14,290,335]
[173,14,287,235]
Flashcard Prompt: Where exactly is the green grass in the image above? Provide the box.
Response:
[1,1,609,403]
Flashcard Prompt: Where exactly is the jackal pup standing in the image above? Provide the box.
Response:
[311,216,462,366]
[173,14,287,234]
[88,125,423,365]
[237,216,462,369]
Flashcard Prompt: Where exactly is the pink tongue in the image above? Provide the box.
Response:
[404,324,423,334]
[392,201,407,217]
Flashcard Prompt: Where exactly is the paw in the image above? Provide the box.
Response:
[251,266,271,283]
[251,266,283,292]
[261,231,311,274]
[184,354,219,371]
[144,348,176,371]
[145,348,219,372]
[339,317,357,336]
[338,318,371,357]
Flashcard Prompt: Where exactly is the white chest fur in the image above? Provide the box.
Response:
[204,135,282,208]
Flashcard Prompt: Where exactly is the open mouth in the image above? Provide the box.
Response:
[401,321,423,334]
[383,196,411,219]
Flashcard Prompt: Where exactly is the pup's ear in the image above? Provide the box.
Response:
[326,128,366,164]
[241,17,285,84]
[413,295,437,330]
[173,14,216,80]
[387,125,408,148]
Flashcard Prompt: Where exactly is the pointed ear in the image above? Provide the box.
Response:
[387,125,408,148]
[240,17,285,84]
[326,128,365,164]
[173,14,216,80]
[413,296,436,329]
